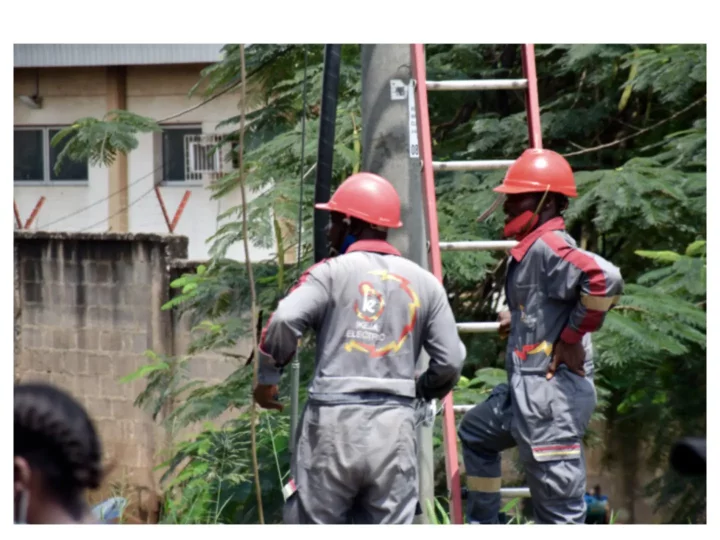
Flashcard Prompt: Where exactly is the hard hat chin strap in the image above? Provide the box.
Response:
[476,194,506,224]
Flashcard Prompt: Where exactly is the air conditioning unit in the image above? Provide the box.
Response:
[184,133,227,181]
[189,141,221,173]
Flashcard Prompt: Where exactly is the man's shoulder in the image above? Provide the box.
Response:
[529,229,580,259]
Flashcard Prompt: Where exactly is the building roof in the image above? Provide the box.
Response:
[14,44,226,68]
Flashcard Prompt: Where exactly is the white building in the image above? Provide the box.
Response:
[13,44,275,262]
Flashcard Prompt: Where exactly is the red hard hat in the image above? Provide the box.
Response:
[315,172,403,228]
[494,148,577,198]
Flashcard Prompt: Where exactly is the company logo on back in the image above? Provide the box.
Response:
[344,270,420,358]
[354,282,385,322]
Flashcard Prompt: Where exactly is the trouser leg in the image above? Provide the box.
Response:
[458,384,517,524]
[351,404,418,524]
[511,367,597,524]
[285,402,359,524]
[523,445,588,523]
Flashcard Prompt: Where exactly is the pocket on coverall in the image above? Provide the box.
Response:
[550,368,597,440]
[512,368,555,454]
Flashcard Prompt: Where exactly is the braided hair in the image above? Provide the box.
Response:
[14,383,103,520]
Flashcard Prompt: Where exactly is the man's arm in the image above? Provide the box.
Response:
[416,282,467,401]
[257,262,331,385]
[542,233,624,344]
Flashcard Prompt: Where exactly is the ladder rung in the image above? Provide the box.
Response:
[452,405,474,414]
[457,322,500,334]
[501,487,532,499]
[440,240,518,252]
[432,160,514,172]
[426,79,528,91]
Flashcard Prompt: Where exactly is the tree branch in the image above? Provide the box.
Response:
[563,96,706,158]
[433,102,477,140]
[238,44,265,525]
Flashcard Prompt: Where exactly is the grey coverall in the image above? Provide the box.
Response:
[458,217,623,524]
[258,239,466,524]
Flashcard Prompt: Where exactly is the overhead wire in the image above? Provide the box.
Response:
[77,183,157,233]
[39,165,164,229]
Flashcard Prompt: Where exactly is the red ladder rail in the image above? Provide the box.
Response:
[410,43,543,524]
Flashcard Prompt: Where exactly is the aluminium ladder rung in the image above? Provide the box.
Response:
[452,404,474,414]
[501,487,532,499]
[440,240,518,252]
[457,322,500,334]
[426,79,528,92]
[432,160,515,172]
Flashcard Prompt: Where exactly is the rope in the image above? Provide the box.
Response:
[288,47,310,454]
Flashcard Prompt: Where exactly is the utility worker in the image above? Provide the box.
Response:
[253,172,466,524]
[458,149,624,524]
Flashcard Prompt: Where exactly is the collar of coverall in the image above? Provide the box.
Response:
[345,239,402,256]
[509,216,566,262]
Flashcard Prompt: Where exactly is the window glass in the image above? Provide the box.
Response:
[163,127,202,181]
[49,129,89,181]
[14,129,44,181]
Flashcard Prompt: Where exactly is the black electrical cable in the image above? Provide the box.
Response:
[313,45,342,263]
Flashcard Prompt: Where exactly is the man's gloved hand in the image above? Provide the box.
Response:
[547,339,586,380]
[498,310,511,340]
[253,384,284,411]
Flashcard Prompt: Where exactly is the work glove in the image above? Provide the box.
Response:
[253,384,284,411]
[415,398,438,428]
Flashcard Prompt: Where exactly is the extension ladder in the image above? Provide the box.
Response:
[410,44,543,524]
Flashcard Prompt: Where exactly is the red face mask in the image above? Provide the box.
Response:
[503,210,539,241]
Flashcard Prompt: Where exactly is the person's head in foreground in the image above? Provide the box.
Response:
[14,383,103,524]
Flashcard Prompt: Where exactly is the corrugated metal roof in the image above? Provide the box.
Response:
[14,44,226,68]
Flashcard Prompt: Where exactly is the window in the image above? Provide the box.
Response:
[161,125,202,182]
[14,127,89,183]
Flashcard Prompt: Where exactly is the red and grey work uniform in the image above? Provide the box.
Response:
[258,239,466,524]
[458,217,623,524]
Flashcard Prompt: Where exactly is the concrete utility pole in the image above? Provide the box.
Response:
[361,44,433,524]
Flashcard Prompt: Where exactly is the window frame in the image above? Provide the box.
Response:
[159,123,204,185]
[14,125,90,186]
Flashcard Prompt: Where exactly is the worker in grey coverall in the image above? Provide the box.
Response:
[253,172,466,524]
[459,149,624,524]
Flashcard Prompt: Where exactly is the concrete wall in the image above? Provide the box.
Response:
[14,64,273,262]
[13,230,244,518]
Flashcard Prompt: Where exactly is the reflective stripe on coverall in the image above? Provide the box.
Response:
[258,239,466,524]
[459,217,623,524]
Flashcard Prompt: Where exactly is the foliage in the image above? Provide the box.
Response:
[51,110,160,173]
[62,43,705,524]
